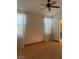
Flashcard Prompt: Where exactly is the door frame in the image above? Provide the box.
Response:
[58,17,62,40]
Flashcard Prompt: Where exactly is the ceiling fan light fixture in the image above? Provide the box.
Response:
[40,0,60,11]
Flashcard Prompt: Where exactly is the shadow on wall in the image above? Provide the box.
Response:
[17,37,25,48]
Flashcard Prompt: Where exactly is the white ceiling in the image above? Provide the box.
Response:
[17,0,62,16]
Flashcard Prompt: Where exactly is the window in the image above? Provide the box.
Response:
[44,17,53,35]
[17,13,26,38]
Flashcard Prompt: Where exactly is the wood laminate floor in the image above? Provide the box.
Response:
[17,40,62,59]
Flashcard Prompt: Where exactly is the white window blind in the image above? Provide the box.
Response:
[17,13,26,37]
[44,17,53,34]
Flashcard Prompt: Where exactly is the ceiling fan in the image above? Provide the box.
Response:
[40,0,60,11]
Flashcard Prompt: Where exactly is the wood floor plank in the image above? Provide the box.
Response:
[17,41,62,59]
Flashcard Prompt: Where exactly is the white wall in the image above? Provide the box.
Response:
[17,10,44,48]
[52,12,62,40]
[43,13,61,41]
[25,12,44,44]
[52,17,59,40]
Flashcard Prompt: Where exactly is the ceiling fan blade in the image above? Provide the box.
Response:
[40,7,47,10]
[40,3,46,6]
[51,6,60,8]
[51,1,56,5]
